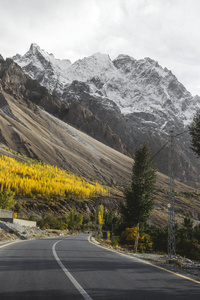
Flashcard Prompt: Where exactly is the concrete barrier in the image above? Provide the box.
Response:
[0,209,36,227]
[13,218,37,227]
[0,209,13,219]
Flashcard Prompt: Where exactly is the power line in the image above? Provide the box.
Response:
[150,141,169,162]
[150,129,189,163]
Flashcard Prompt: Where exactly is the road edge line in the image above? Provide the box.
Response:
[88,235,200,285]
[52,240,93,300]
[0,240,26,249]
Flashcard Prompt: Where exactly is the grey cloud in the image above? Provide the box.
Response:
[1,0,200,95]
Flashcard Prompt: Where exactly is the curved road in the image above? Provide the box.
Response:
[0,234,199,299]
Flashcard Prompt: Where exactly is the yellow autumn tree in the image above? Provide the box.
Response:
[121,227,153,252]
[0,156,109,200]
[97,204,104,225]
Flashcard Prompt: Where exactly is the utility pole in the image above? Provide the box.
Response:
[168,130,176,260]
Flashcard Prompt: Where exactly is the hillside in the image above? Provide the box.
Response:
[0,89,132,186]
[1,144,200,227]
[0,52,200,226]
[0,99,200,225]
[12,44,200,183]
[0,55,128,157]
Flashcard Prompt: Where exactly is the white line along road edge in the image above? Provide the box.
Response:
[52,240,93,300]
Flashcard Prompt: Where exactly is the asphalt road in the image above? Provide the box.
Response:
[0,234,199,299]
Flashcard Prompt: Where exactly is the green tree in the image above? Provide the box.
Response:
[103,210,114,231]
[0,190,15,210]
[121,143,156,253]
[67,206,84,230]
[189,111,200,157]
[183,216,193,239]
[193,224,200,243]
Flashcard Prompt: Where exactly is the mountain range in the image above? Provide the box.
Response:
[0,55,133,187]
[1,48,200,223]
[12,43,200,183]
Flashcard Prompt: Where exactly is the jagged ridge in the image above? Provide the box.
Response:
[0,55,127,156]
[12,44,200,182]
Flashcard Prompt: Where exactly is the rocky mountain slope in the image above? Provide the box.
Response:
[13,44,200,182]
[0,56,132,186]
[1,54,200,226]
[0,55,128,157]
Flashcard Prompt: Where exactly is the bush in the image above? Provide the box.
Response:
[14,202,22,213]
[121,227,153,252]
[0,189,15,210]
[193,224,200,243]
[149,226,168,253]
[112,236,120,247]
[38,216,68,230]
[177,238,200,260]
[13,212,17,218]
[148,224,200,260]
[29,215,37,221]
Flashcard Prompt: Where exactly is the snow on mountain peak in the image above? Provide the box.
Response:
[65,52,116,83]
[12,44,200,129]
[29,43,41,54]
[13,43,72,94]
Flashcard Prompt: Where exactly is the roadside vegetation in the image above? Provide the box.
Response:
[95,212,200,261]
[121,143,156,252]
[0,141,200,261]
[0,155,109,232]
[95,142,200,261]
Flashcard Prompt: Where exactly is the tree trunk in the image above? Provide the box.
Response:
[134,223,140,253]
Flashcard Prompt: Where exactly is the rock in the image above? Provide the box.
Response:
[183,258,193,264]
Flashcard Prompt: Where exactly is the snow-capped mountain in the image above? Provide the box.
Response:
[13,43,71,95]
[0,57,132,186]
[13,43,200,129]
[12,43,200,182]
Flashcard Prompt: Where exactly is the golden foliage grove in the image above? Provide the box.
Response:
[0,156,108,200]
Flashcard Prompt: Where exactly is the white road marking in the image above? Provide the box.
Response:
[88,236,200,285]
[52,240,93,300]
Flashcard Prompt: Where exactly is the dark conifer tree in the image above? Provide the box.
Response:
[189,111,200,157]
[121,143,156,252]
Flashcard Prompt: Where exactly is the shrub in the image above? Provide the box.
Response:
[121,227,153,252]
[112,236,120,247]
[29,215,37,221]
[14,202,22,213]
[13,212,17,218]
[149,226,168,253]
[177,238,200,260]
[38,216,68,230]
[0,189,15,210]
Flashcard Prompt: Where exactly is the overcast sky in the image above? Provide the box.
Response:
[1,0,200,96]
